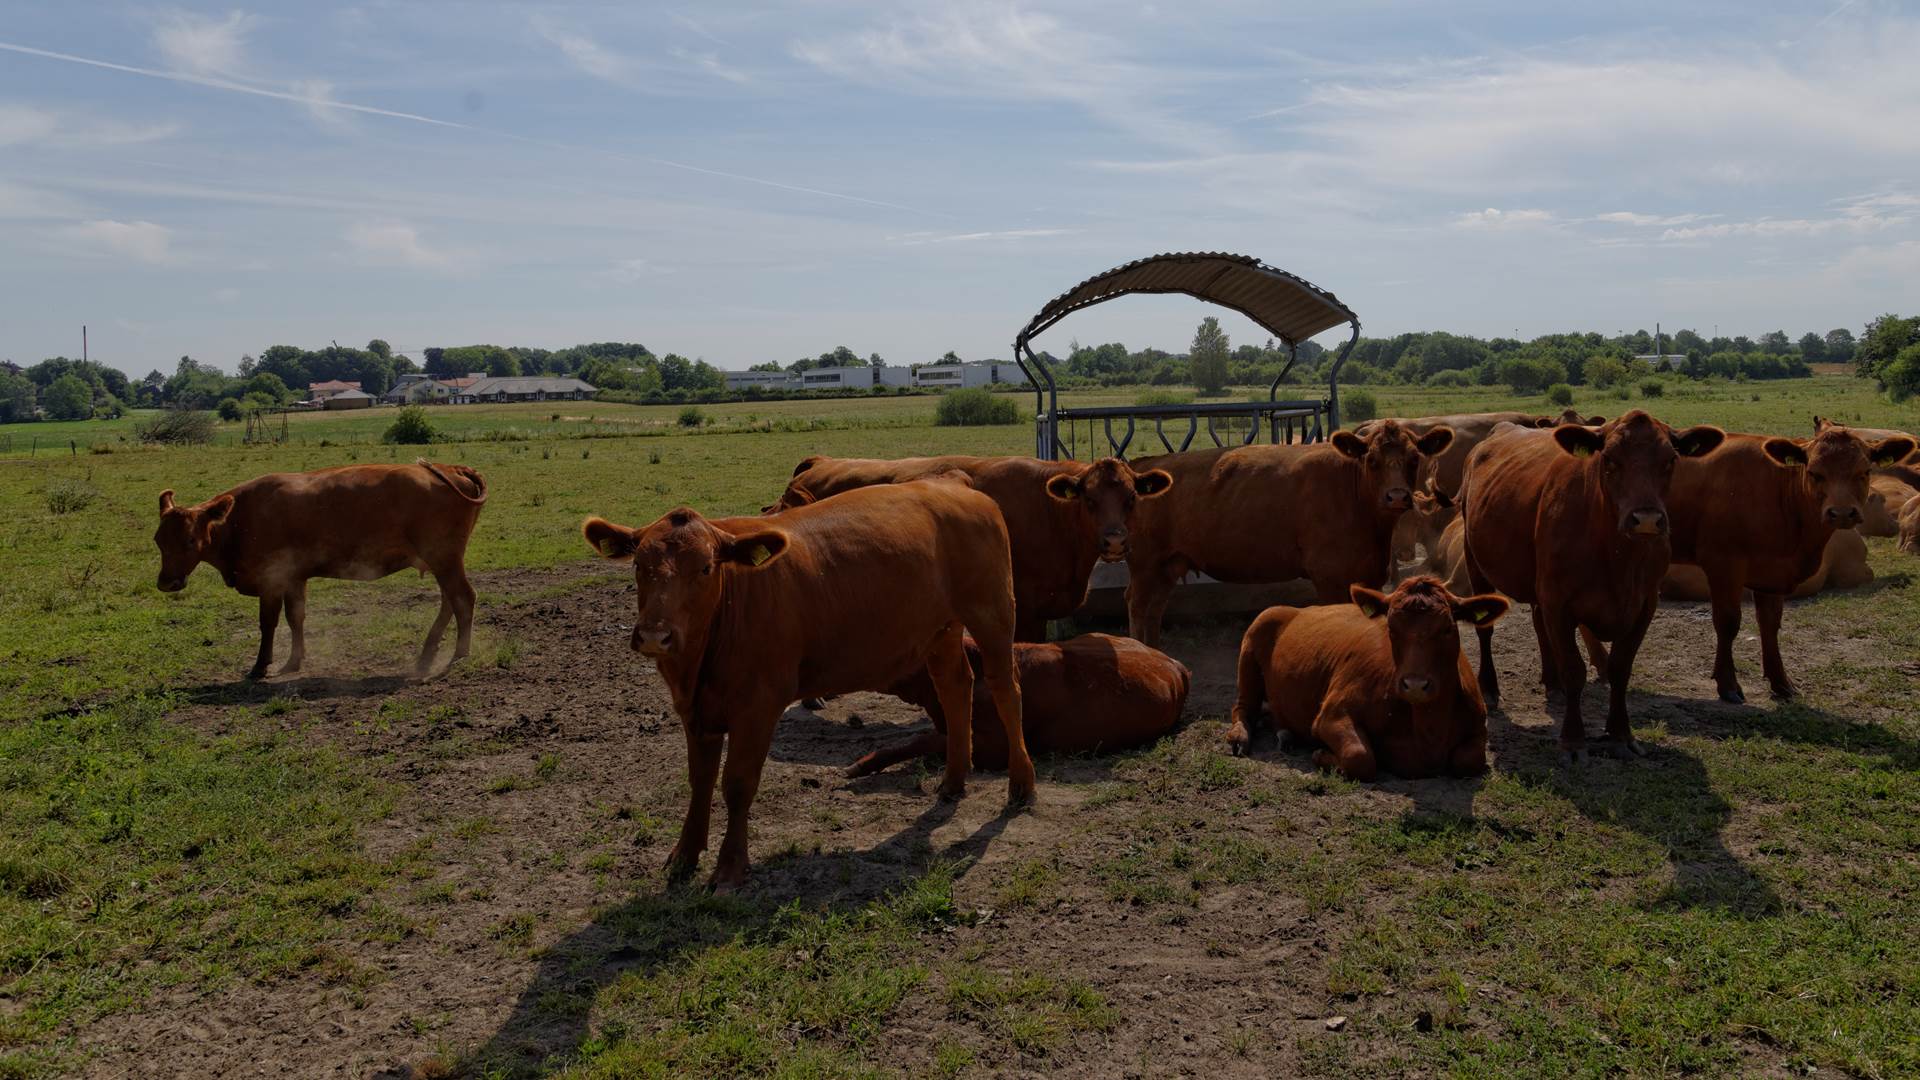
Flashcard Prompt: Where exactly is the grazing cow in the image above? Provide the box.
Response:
[847,633,1189,778]
[1662,528,1873,601]
[1123,420,1454,646]
[1225,576,1509,780]
[1463,411,1725,761]
[152,461,486,680]
[583,482,1034,891]
[1667,422,1916,701]
[773,455,1173,640]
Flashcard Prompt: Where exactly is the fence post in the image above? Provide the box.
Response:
[71,439,77,456]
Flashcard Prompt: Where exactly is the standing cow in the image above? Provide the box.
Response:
[152,461,487,680]
[583,481,1034,891]
[1463,411,1724,762]
[1666,421,1915,701]
[847,633,1190,779]
[774,455,1173,641]
[1226,576,1509,780]
[1123,420,1454,646]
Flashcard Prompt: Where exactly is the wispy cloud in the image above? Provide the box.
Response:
[1595,211,1714,227]
[0,180,86,219]
[346,221,454,270]
[62,219,175,264]
[153,9,256,77]
[0,102,176,147]
[1452,208,1554,230]
[671,47,751,85]
[530,15,628,82]
[889,227,1074,245]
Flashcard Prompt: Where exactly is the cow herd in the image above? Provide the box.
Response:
[150,410,1919,890]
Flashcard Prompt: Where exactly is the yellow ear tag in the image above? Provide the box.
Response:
[747,544,772,566]
[1472,608,1492,622]
[597,539,620,557]
[1572,445,1593,458]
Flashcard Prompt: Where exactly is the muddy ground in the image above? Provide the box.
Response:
[72,559,1900,1079]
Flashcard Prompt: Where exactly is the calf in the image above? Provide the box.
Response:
[1463,411,1725,762]
[1667,422,1915,701]
[847,633,1190,778]
[1124,420,1454,646]
[1226,576,1509,780]
[774,455,1172,640]
[152,461,486,679]
[583,481,1034,890]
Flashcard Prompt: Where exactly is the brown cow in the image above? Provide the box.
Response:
[1463,411,1725,762]
[1124,421,1454,646]
[1393,487,1458,568]
[583,481,1034,890]
[1902,495,1920,553]
[1225,576,1509,780]
[1667,422,1916,701]
[774,455,1172,641]
[152,461,486,680]
[1814,417,1920,464]
[847,633,1190,778]
[1861,474,1915,537]
[1356,410,1605,501]
[1662,528,1873,601]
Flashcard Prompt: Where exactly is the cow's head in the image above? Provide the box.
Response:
[1398,486,1458,561]
[1762,425,1916,530]
[1330,420,1454,513]
[1351,576,1508,705]
[1552,410,1724,538]
[582,507,788,658]
[1044,457,1174,562]
[152,489,233,592]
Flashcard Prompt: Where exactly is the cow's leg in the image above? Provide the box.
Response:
[710,709,780,892]
[1125,558,1180,647]
[1309,710,1376,781]
[970,624,1035,807]
[666,723,723,884]
[1541,606,1588,764]
[447,566,476,664]
[1599,609,1652,756]
[280,580,308,675]
[1580,626,1610,683]
[416,592,455,677]
[1533,605,1560,696]
[926,626,976,800]
[846,731,945,779]
[1755,591,1796,700]
[1448,718,1489,777]
[1466,562,1501,707]
[248,593,282,680]
[1707,571,1747,704]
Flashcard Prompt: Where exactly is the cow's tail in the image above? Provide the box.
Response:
[419,459,488,505]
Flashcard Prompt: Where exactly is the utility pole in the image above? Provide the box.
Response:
[83,324,88,363]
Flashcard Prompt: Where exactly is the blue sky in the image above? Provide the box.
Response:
[3,1,1917,375]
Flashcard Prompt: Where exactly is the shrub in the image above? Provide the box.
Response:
[1586,356,1629,389]
[1884,343,1920,403]
[382,405,438,445]
[1639,379,1665,398]
[1340,388,1378,424]
[216,397,244,421]
[1546,383,1574,407]
[677,405,707,428]
[45,479,99,515]
[1426,369,1469,388]
[1500,356,1567,395]
[135,409,215,445]
[935,388,1020,426]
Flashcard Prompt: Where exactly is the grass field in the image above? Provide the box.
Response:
[2,374,1919,1076]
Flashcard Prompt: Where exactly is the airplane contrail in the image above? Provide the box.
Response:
[0,39,938,216]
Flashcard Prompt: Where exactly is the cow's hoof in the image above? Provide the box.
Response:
[707,870,747,894]
[1224,728,1250,757]
[801,697,826,711]
[1005,783,1036,810]
[1768,681,1798,701]
[1717,686,1746,705]
[245,667,269,682]
[663,849,699,883]
[1594,737,1644,759]
[938,780,967,802]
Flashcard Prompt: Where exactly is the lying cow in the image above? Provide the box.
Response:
[1463,411,1724,762]
[773,455,1172,641]
[1124,420,1454,645]
[583,481,1034,891]
[846,633,1190,778]
[1225,576,1509,780]
[1864,474,1916,537]
[1903,496,1920,554]
[1666,421,1915,702]
[153,461,487,680]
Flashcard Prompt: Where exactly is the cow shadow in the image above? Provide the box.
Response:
[442,797,1021,1077]
[1485,698,1780,917]
[178,672,414,708]
[1637,692,1919,766]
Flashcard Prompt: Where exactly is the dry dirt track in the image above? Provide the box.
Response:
[72,558,1900,1078]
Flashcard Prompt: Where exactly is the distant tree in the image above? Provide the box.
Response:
[255,345,310,388]
[938,350,962,365]
[1189,317,1231,394]
[367,339,393,359]
[1672,329,1707,355]
[423,347,450,376]
[658,353,694,391]
[1797,332,1828,364]
[1856,314,1920,379]
[1760,330,1793,356]
[1732,335,1756,352]
[243,372,294,405]
[868,352,886,367]
[748,361,783,373]
[1824,328,1856,365]
[216,397,244,421]
[43,374,94,420]
[0,371,36,421]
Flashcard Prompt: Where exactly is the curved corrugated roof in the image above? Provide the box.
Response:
[1015,252,1358,349]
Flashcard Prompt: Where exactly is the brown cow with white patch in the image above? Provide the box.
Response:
[774,455,1172,640]
[1463,411,1725,762]
[152,461,486,680]
[1666,421,1916,701]
[583,481,1033,891]
[1226,576,1509,780]
[847,633,1190,778]
[1124,421,1454,646]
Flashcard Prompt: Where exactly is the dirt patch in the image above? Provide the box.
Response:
[72,561,1913,1077]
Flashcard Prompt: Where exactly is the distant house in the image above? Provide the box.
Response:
[725,370,793,391]
[383,373,455,404]
[912,361,1031,389]
[797,365,912,390]
[1635,354,1689,372]
[308,379,363,401]
[451,376,598,404]
[322,389,375,410]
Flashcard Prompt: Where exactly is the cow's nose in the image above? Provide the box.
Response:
[1626,509,1667,536]
[1825,505,1862,528]
[634,628,674,654]
[1384,487,1412,511]
[157,576,184,593]
[1399,675,1434,700]
[1099,530,1129,560]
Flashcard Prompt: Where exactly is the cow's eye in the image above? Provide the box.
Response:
[702,563,714,576]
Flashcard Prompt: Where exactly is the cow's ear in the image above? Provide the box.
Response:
[1350,584,1390,619]
[159,489,176,514]
[1414,426,1454,456]
[1870,437,1916,466]
[1133,468,1173,498]
[1584,414,1608,426]
[1330,430,1368,459]
[1431,486,1455,509]
[721,527,789,569]
[1530,416,1555,428]
[201,494,234,525]
[1813,415,1834,434]
[1451,593,1509,626]
[1762,437,1808,467]
[1552,424,1605,459]
[1045,472,1084,503]
[1672,425,1726,458]
[582,517,639,561]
